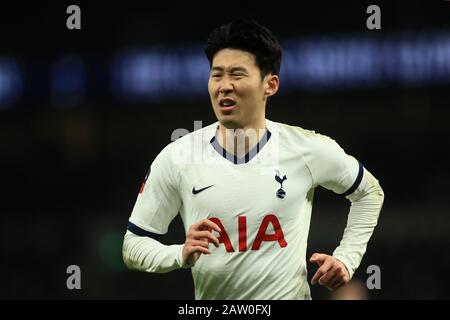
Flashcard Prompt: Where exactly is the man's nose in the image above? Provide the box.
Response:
[219,79,233,94]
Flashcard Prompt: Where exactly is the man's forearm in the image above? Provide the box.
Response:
[333,168,385,279]
[122,231,186,273]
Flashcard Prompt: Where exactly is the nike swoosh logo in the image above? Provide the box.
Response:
[192,185,214,195]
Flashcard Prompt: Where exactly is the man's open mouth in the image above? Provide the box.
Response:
[219,98,236,107]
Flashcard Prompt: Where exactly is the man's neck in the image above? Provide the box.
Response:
[216,120,267,157]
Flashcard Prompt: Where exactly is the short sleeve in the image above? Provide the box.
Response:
[128,146,182,236]
[308,134,362,195]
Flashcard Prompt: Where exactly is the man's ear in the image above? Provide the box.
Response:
[265,74,280,97]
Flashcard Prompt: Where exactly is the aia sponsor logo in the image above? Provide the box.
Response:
[207,214,287,252]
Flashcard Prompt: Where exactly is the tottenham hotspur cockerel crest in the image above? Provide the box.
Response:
[275,170,287,199]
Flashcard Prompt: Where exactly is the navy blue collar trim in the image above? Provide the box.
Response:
[210,129,272,164]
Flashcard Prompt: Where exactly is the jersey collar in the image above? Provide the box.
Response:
[210,126,272,165]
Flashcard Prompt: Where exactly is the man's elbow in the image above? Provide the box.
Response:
[122,233,138,270]
[375,181,385,206]
[365,169,385,206]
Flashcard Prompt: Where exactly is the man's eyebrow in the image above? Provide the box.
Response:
[211,66,224,72]
[227,66,248,73]
[210,66,248,73]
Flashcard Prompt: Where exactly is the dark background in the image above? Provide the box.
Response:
[1,1,449,299]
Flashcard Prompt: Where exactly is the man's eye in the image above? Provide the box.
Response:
[211,74,222,78]
[232,74,244,77]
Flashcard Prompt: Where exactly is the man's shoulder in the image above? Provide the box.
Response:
[271,120,350,173]
[270,120,333,147]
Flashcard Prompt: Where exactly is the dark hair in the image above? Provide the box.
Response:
[205,19,282,78]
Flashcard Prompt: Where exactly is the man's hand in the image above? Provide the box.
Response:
[310,253,350,291]
[182,219,221,266]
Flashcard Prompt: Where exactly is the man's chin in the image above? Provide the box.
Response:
[218,117,241,129]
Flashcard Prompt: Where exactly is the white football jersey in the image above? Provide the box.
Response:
[128,119,364,299]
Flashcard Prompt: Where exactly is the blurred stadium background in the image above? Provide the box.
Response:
[1,1,449,299]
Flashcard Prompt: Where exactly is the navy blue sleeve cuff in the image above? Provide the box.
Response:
[342,161,364,197]
[127,221,164,241]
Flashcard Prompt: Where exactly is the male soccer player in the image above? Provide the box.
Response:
[122,19,384,299]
